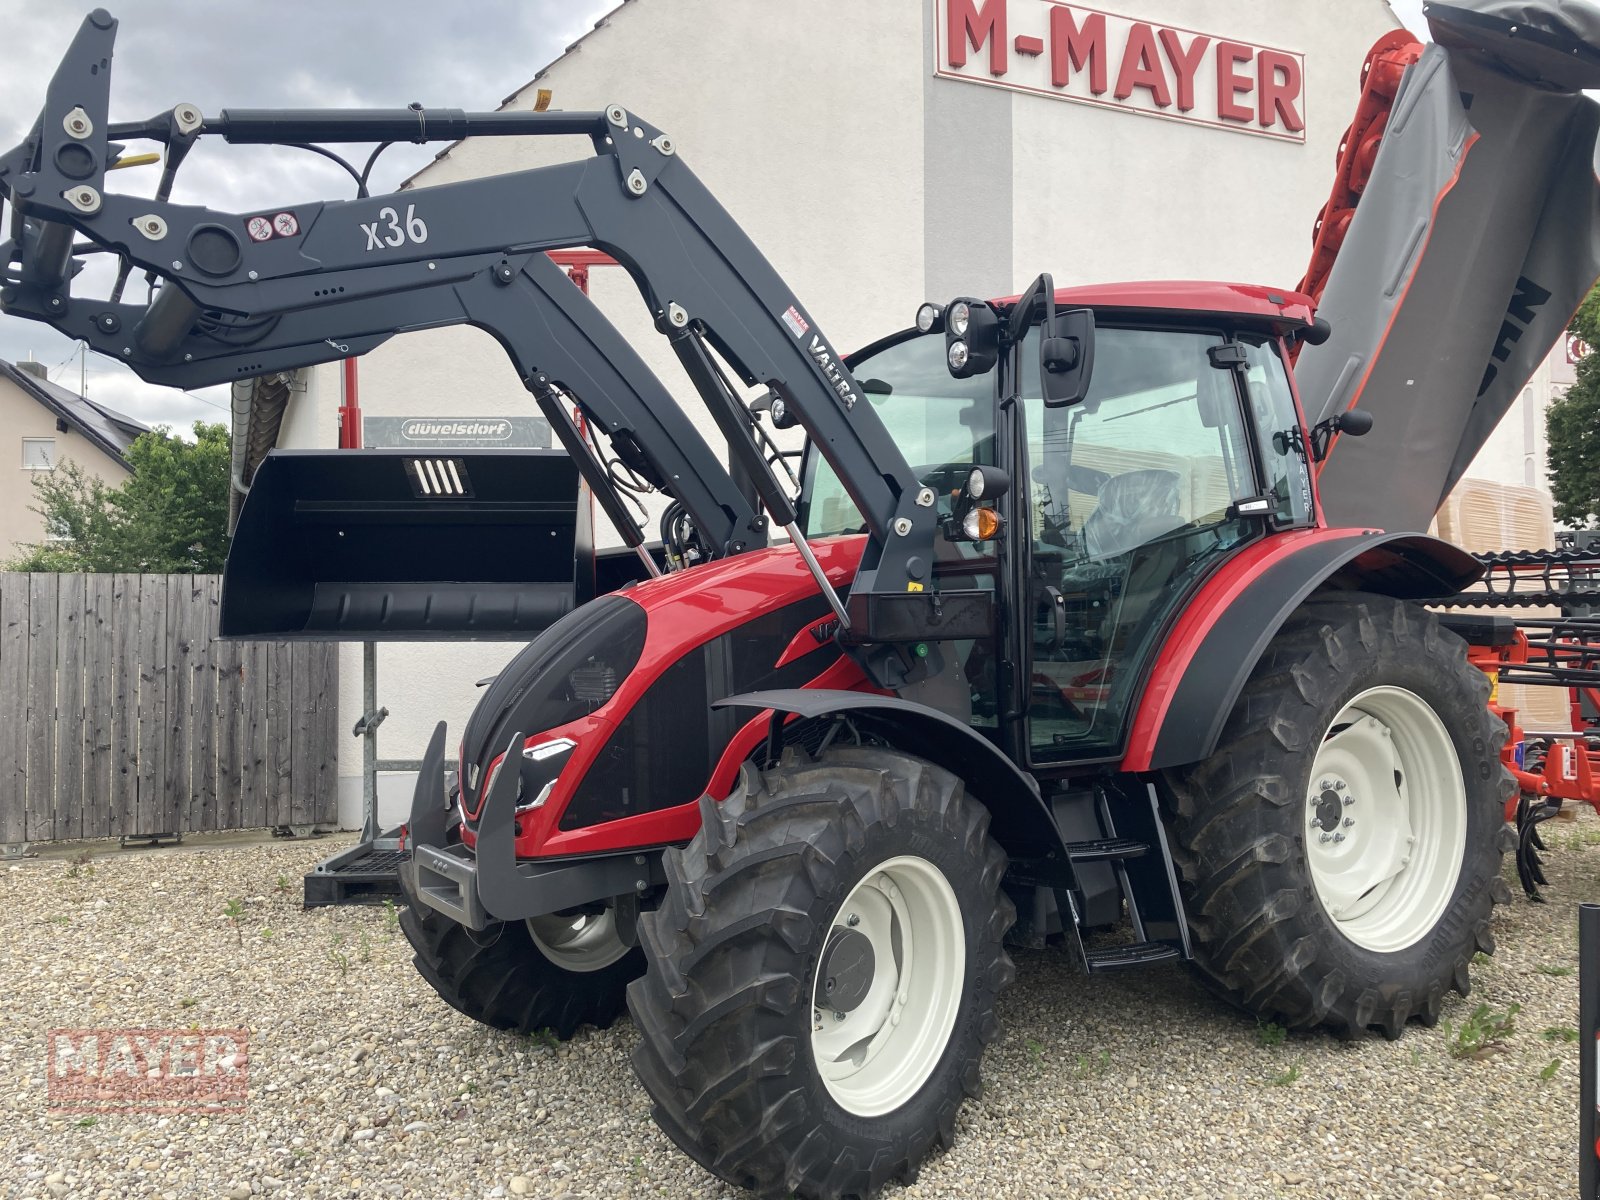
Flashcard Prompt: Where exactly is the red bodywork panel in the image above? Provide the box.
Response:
[1120,527,1363,773]
[464,537,870,859]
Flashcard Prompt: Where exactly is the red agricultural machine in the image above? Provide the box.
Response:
[1448,539,1600,895]
[5,4,1600,1197]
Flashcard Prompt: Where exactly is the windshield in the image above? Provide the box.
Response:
[800,333,994,538]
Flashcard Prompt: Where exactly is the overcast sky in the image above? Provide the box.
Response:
[0,0,615,431]
[0,0,1429,434]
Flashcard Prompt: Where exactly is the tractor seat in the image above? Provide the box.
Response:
[1082,469,1185,560]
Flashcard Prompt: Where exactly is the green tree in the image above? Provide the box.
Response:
[1549,292,1600,530]
[6,421,232,572]
[1571,286,1600,351]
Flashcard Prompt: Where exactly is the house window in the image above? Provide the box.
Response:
[21,437,54,470]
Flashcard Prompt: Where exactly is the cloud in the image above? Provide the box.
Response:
[1388,0,1429,36]
[0,0,615,416]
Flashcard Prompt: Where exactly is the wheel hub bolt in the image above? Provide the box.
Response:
[1343,796,1354,807]
[1342,817,1354,829]
[1335,781,1345,791]
[1319,779,1334,791]
[1319,833,1333,844]
[1333,833,1346,844]
[846,914,860,927]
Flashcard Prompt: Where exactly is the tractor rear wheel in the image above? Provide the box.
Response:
[398,873,642,1038]
[628,747,1014,1199]
[1163,593,1514,1038]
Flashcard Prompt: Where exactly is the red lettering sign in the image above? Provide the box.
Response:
[935,1,1307,143]
[948,0,1007,76]
[1159,29,1210,113]
[1215,41,1256,124]
[1115,23,1173,108]
[1050,7,1108,94]
[1258,49,1306,132]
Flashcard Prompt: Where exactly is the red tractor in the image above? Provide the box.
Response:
[6,6,1596,1198]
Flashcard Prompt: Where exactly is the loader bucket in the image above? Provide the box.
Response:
[221,449,586,640]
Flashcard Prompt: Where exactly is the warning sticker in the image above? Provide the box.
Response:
[244,211,301,242]
[781,305,809,338]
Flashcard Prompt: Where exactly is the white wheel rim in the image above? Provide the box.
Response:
[526,909,630,973]
[810,855,965,1117]
[1305,685,1467,953]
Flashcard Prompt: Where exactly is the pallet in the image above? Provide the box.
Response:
[303,836,407,908]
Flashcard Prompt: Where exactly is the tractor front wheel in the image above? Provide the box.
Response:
[398,876,642,1038]
[628,746,1015,1199]
[1164,593,1513,1038]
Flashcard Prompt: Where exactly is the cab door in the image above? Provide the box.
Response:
[1020,325,1267,763]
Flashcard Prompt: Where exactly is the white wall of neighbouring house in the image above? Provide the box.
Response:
[0,375,132,561]
[271,0,1404,827]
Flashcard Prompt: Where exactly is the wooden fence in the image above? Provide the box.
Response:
[0,573,338,845]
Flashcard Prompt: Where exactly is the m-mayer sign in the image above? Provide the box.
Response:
[936,0,1306,143]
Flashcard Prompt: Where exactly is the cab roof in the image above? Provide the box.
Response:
[997,281,1317,333]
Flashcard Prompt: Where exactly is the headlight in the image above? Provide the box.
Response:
[948,340,969,371]
[967,466,986,499]
[524,737,576,763]
[769,396,787,425]
[949,301,971,337]
[915,303,942,333]
[520,737,577,810]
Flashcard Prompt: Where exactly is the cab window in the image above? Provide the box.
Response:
[801,333,994,542]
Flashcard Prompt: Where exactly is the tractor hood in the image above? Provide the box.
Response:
[1297,0,1600,531]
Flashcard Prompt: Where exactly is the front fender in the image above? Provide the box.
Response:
[1124,529,1482,772]
[714,688,1070,871]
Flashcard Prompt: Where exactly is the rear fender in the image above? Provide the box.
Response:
[714,688,1071,872]
[1125,529,1482,772]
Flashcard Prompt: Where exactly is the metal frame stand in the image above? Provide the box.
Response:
[303,642,416,907]
[1582,902,1599,1198]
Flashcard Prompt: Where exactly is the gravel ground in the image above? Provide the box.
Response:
[3,821,1599,1200]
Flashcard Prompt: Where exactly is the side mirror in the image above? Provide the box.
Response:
[1293,316,1333,347]
[1009,273,1096,405]
[1041,309,1095,408]
[1334,408,1374,437]
[1309,407,1373,461]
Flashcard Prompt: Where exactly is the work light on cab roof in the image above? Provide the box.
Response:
[943,295,999,378]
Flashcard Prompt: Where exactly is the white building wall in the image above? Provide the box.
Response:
[270,0,1408,826]
[1460,340,1578,498]
[1009,0,1387,289]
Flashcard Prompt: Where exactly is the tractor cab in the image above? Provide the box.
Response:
[800,283,1327,761]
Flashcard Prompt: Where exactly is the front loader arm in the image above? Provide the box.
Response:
[0,10,941,652]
